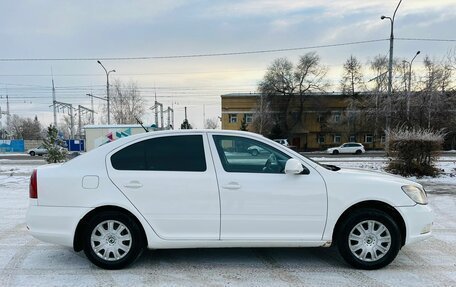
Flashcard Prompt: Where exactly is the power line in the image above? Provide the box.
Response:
[396,37,456,42]
[0,39,389,62]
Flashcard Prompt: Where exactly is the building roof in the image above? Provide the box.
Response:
[221,92,368,98]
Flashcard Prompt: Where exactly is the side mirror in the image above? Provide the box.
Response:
[285,158,305,175]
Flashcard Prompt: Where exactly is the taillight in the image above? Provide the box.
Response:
[29,169,37,199]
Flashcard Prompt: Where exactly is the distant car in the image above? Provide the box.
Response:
[273,139,289,146]
[327,143,365,155]
[247,145,267,156]
[28,145,48,156]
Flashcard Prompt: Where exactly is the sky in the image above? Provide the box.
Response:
[0,0,455,130]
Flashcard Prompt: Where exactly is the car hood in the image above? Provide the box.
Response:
[335,167,421,188]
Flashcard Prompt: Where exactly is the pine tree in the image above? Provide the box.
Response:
[180,119,192,129]
[43,125,68,163]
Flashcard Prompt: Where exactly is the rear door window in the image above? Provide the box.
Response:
[111,135,206,172]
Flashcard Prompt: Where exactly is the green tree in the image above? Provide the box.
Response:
[180,119,192,129]
[43,125,68,163]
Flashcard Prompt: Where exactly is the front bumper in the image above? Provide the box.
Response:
[397,203,434,245]
[26,201,91,248]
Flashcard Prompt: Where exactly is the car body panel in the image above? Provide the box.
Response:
[208,132,327,241]
[105,132,221,240]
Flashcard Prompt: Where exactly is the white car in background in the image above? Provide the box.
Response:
[327,142,365,155]
[27,145,48,156]
[27,130,433,270]
[273,139,289,146]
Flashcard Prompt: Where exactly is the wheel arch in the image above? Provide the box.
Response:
[73,205,148,252]
[332,200,406,246]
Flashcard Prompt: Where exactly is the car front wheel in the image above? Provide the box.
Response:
[336,208,401,270]
[83,211,144,269]
[332,150,339,155]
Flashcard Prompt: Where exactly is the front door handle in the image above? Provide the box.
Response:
[123,181,143,189]
[222,182,241,190]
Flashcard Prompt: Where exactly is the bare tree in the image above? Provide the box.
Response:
[340,55,365,95]
[109,80,146,124]
[258,52,328,133]
[204,118,219,129]
[57,115,72,139]
[251,95,273,135]
[6,115,43,139]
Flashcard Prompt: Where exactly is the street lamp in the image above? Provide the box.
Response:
[403,51,420,120]
[381,0,403,130]
[97,60,116,125]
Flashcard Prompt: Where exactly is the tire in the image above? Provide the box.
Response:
[332,150,339,155]
[336,208,401,270]
[83,211,144,270]
[29,151,36,156]
[250,149,259,156]
[355,150,362,155]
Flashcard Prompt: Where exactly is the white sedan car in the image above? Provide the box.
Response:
[28,145,48,156]
[27,130,433,270]
[327,142,365,155]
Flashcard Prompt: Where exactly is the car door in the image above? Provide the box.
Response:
[106,133,220,240]
[209,134,327,241]
[337,144,346,154]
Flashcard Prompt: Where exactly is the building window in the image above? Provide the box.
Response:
[317,114,323,123]
[229,114,237,123]
[245,113,253,123]
[333,112,341,123]
[349,135,356,142]
[365,134,373,143]
[317,134,325,144]
[333,134,341,144]
[380,135,386,143]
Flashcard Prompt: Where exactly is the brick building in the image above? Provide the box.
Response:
[221,93,385,151]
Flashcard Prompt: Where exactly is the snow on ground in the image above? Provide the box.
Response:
[0,159,455,286]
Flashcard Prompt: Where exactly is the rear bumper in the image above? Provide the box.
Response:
[397,204,434,245]
[26,202,91,248]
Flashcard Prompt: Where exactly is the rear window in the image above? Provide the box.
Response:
[111,135,207,172]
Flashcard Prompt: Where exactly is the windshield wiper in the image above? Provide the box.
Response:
[323,164,341,171]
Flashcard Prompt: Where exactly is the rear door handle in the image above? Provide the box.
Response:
[123,181,143,189]
[222,182,241,190]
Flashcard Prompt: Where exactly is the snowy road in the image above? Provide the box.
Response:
[0,159,455,287]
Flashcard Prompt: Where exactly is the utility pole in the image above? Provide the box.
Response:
[97,61,115,125]
[78,105,95,138]
[381,0,403,130]
[86,93,105,124]
[6,95,10,128]
[53,101,75,139]
[52,76,57,127]
[164,106,174,129]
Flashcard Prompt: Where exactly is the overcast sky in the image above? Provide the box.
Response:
[0,0,455,129]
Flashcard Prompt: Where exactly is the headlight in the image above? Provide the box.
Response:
[401,185,428,205]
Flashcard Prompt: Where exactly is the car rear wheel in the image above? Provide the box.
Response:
[332,150,339,155]
[355,150,362,154]
[29,151,36,156]
[336,208,401,270]
[83,211,144,269]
